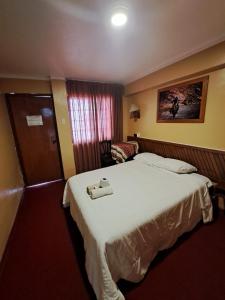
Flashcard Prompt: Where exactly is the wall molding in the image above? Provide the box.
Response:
[125,41,225,96]
[125,35,225,86]
[134,64,225,96]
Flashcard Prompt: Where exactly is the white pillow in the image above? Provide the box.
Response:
[153,158,197,174]
[134,152,164,165]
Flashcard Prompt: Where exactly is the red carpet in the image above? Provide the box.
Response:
[0,181,225,300]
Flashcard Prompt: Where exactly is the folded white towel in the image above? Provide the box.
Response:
[90,186,113,199]
[87,183,100,195]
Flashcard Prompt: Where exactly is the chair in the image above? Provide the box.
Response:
[99,140,115,168]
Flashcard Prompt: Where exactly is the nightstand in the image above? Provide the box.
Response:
[210,182,225,215]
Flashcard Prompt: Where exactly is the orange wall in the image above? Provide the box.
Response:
[124,42,225,151]
[0,94,24,261]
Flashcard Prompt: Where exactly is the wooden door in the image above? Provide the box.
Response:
[7,94,63,185]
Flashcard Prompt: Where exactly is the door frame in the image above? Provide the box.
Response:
[6,93,64,186]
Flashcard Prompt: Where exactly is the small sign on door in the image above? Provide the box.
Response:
[26,115,43,126]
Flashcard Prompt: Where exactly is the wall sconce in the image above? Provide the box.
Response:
[129,104,140,121]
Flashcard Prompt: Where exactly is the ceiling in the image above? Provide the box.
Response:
[0,0,225,84]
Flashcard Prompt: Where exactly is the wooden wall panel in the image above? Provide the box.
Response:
[128,136,225,184]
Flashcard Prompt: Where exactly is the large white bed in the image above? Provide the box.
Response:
[63,159,213,300]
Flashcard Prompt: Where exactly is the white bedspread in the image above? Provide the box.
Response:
[63,160,213,300]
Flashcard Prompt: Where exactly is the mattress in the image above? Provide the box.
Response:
[63,160,213,300]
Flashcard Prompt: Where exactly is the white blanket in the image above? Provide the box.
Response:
[63,160,213,300]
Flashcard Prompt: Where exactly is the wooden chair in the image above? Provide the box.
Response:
[99,140,115,168]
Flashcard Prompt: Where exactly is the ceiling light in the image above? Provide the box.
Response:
[111,12,127,27]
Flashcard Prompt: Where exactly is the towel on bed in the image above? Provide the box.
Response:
[87,183,100,195]
[90,186,113,199]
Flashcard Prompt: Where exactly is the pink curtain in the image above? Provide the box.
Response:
[67,80,123,173]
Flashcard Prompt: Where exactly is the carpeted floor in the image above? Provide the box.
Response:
[0,181,224,300]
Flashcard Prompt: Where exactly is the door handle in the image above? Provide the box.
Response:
[51,136,57,144]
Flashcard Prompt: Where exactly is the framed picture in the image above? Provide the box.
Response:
[157,76,209,123]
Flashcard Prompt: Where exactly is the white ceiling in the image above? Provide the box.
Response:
[0,0,225,84]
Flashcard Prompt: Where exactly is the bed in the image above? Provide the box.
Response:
[63,159,213,300]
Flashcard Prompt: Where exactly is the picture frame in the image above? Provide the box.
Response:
[157,76,209,123]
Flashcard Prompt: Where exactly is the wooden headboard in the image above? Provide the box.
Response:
[127,136,225,184]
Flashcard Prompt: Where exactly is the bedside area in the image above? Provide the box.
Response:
[211,182,225,215]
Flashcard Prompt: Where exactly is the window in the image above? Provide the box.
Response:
[68,95,113,144]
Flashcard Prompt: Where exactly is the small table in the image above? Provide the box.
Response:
[211,182,225,215]
[215,182,225,194]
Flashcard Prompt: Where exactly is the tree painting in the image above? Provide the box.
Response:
[157,77,208,123]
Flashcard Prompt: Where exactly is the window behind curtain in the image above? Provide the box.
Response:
[66,80,123,173]
[68,94,113,144]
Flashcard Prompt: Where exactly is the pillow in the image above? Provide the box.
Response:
[133,152,164,165]
[153,158,197,174]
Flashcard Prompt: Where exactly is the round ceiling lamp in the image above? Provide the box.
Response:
[111,12,127,27]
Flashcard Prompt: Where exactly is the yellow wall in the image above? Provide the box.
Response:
[0,94,24,261]
[122,96,129,141]
[124,43,225,151]
[126,41,225,96]
[0,78,76,179]
[51,79,76,178]
[0,78,51,94]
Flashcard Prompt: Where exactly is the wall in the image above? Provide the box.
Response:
[124,42,225,151]
[0,94,24,261]
[125,41,225,95]
[0,78,76,179]
[0,78,51,94]
[51,79,76,178]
